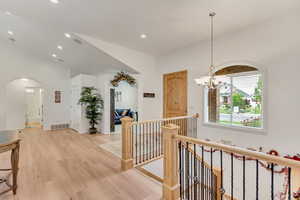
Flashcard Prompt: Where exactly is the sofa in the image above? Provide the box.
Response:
[114,109,134,125]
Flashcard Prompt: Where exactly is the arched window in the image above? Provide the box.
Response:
[204,65,264,130]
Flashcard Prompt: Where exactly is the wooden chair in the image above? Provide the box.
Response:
[0,139,20,195]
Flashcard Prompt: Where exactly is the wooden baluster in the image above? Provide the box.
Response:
[121,117,134,171]
[162,124,180,200]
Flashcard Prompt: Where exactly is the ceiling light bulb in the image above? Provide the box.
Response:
[50,0,59,4]
[64,33,71,38]
[140,34,147,39]
[52,54,57,58]
[8,30,14,35]
[57,45,63,50]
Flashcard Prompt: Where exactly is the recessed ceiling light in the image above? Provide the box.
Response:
[8,30,14,35]
[5,11,12,15]
[64,33,71,38]
[50,0,59,4]
[21,78,28,81]
[52,54,57,58]
[57,45,63,50]
[140,34,147,39]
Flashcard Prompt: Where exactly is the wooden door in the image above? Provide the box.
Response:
[163,70,187,118]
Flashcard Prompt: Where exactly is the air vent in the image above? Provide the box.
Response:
[51,123,69,131]
[73,38,82,45]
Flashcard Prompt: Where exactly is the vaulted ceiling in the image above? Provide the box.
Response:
[0,0,299,73]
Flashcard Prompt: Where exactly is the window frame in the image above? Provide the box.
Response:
[202,69,267,134]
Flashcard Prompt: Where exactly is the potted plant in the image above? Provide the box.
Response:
[78,87,104,134]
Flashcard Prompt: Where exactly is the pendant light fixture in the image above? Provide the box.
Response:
[195,12,225,89]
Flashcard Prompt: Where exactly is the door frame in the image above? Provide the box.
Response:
[163,70,188,118]
[110,88,115,133]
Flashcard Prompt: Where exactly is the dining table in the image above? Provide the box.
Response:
[0,130,20,195]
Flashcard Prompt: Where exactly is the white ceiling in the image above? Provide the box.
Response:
[0,0,300,64]
[0,11,137,76]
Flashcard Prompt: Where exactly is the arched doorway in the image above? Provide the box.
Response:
[5,78,44,130]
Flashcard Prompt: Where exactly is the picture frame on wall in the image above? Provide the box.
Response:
[55,91,61,103]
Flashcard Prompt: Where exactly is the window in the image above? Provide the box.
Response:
[204,65,264,130]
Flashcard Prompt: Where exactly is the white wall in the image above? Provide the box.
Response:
[71,74,97,133]
[157,13,300,155]
[78,35,162,121]
[0,43,71,131]
[115,81,138,110]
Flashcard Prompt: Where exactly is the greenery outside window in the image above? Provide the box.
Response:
[204,65,264,130]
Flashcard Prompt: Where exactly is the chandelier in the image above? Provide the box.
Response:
[195,12,225,89]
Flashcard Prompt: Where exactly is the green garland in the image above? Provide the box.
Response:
[111,72,136,87]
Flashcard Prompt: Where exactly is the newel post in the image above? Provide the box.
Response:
[162,124,180,200]
[121,117,134,171]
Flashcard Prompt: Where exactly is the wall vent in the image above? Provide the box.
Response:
[51,124,69,131]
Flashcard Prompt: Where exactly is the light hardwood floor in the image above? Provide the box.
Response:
[0,128,162,200]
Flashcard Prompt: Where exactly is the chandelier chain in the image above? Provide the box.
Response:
[210,12,215,75]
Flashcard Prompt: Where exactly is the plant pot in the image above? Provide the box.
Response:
[89,128,97,134]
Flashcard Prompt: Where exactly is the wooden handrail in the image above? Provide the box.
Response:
[131,113,199,125]
[176,135,300,169]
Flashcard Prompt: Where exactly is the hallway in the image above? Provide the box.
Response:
[0,128,161,200]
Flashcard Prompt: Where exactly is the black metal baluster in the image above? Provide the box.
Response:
[152,122,154,159]
[147,123,149,160]
[157,121,160,156]
[150,122,153,159]
[194,144,197,200]
[179,142,183,199]
[231,153,233,200]
[148,122,151,159]
[206,167,208,200]
[190,149,193,200]
[135,125,138,165]
[153,122,155,158]
[205,167,207,200]
[149,122,151,159]
[143,123,145,162]
[243,156,245,200]
[182,142,185,199]
[139,124,141,164]
[210,148,213,200]
[271,163,274,200]
[201,146,204,200]
[155,121,157,158]
[288,167,291,200]
[161,121,163,154]
[198,152,200,199]
[186,142,190,200]
[220,150,224,200]
[256,159,259,200]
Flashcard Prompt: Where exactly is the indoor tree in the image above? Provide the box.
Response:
[78,87,104,134]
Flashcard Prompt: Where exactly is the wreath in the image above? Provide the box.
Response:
[111,72,136,87]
